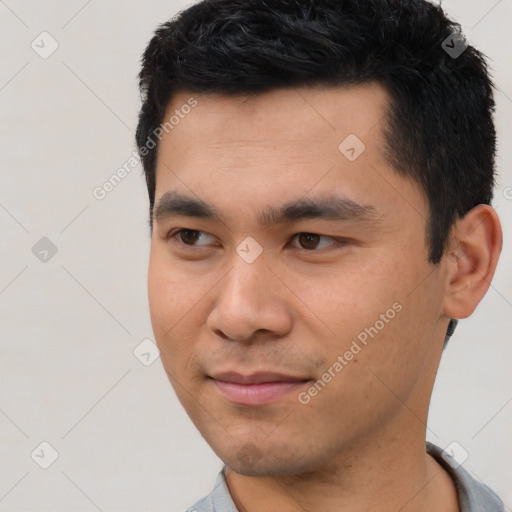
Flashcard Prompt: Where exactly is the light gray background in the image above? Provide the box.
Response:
[0,1,510,510]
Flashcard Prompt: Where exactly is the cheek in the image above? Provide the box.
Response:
[147,246,217,373]
[295,255,431,372]
[148,252,175,337]
[148,243,203,325]
[287,258,399,338]
[317,261,442,406]
[148,248,193,354]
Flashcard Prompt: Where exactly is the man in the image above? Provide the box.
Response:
[135,0,504,510]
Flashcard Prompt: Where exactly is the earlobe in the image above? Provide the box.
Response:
[442,204,502,319]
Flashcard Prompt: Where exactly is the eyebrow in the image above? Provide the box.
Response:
[154,191,382,226]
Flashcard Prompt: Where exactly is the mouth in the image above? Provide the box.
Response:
[209,371,310,406]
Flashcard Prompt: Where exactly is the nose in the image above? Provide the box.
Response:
[206,253,293,342]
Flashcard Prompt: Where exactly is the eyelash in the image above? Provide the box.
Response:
[167,229,345,252]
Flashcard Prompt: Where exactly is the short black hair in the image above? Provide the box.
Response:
[136,0,496,263]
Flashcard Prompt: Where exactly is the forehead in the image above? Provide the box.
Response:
[154,84,427,228]
[163,83,389,152]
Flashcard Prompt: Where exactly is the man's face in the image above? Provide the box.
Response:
[148,84,450,476]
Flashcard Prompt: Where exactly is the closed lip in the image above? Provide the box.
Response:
[209,371,309,384]
[210,371,310,406]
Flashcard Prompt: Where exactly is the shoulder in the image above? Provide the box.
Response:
[185,494,213,512]
[427,442,504,512]
[185,466,239,512]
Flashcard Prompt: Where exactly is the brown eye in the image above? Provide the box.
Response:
[289,232,339,251]
[170,229,217,248]
[178,230,200,245]
[298,233,321,250]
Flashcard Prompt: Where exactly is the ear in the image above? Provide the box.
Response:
[442,204,502,319]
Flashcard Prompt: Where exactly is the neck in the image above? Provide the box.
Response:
[225,433,459,512]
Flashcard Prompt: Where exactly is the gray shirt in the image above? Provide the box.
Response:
[187,443,504,511]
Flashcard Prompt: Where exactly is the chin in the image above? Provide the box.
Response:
[215,440,324,477]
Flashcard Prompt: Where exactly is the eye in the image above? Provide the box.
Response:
[168,229,344,253]
[289,232,338,251]
[170,229,216,247]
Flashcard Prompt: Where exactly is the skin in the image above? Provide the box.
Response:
[147,84,502,511]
